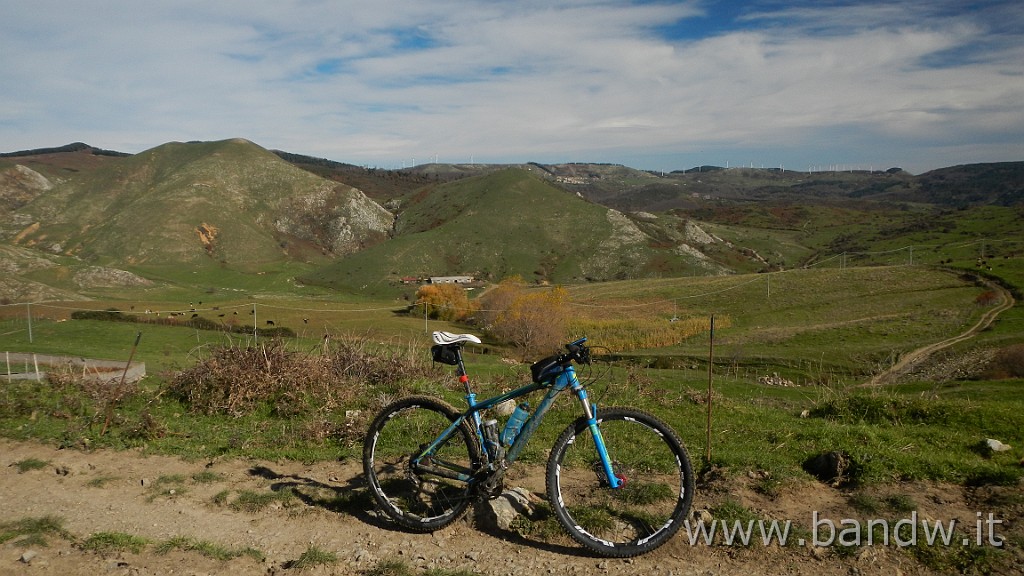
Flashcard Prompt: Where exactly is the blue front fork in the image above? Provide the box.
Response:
[564,368,622,489]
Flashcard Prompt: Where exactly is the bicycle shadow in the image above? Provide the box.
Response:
[247,464,392,530]
[469,500,594,557]
[245,465,592,556]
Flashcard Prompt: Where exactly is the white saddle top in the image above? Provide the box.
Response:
[432,331,482,345]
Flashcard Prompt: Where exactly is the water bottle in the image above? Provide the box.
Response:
[501,403,530,446]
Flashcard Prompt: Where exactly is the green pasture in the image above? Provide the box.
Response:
[2,262,1022,493]
[2,264,1010,382]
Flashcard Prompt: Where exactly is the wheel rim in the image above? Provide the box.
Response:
[551,414,689,553]
[367,402,477,526]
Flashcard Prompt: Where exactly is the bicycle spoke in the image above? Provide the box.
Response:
[363,396,481,531]
[547,408,693,557]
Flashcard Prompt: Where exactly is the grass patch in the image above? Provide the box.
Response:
[0,515,70,546]
[907,536,1002,575]
[155,535,264,561]
[615,480,675,505]
[13,458,50,473]
[81,531,150,554]
[507,501,566,544]
[223,487,297,513]
[884,494,917,513]
[847,492,882,514]
[145,474,188,501]
[365,558,415,576]
[86,475,119,488]
[289,544,338,569]
[710,499,762,525]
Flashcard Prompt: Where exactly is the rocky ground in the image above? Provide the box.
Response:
[3,438,1020,576]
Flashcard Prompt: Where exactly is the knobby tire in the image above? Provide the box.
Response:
[362,395,482,531]
[545,407,694,557]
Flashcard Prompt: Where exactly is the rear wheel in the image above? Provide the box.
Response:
[545,407,694,557]
[362,395,482,531]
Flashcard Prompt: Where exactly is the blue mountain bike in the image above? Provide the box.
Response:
[362,331,694,557]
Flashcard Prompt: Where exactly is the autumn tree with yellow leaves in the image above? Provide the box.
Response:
[414,284,475,321]
[479,277,569,357]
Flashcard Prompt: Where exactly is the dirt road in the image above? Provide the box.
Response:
[5,437,1018,575]
[864,280,1015,387]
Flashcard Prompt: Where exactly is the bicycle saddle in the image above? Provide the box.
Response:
[432,331,482,345]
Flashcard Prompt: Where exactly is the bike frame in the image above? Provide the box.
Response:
[412,345,622,489]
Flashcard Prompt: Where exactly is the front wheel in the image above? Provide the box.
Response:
[362,395,482,531]
[545,407,694,557]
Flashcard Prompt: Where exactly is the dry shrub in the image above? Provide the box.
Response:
[46,369,139,409]
[975,290,1000,306]
[982,344,1024,379]
[480,278,570,358]
[168,337,434,417]
[45,369,141,433]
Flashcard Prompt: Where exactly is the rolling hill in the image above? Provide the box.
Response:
[1,139,1021,302]
[2,139,392,274]
[298,167,747,293]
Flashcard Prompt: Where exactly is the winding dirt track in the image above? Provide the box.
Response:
[862,279,1015,387]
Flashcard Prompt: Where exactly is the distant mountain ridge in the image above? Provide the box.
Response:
[1,139,1020,298]
[0,142,130,159]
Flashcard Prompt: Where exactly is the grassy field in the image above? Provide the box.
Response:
[2,262,1021,492]
[2,263,1023,575]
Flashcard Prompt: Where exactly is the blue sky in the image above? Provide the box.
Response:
[2,0,1021,174]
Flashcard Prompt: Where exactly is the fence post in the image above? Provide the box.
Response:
[705,315,715,465]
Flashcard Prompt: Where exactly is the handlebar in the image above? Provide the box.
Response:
[560,337,590,366]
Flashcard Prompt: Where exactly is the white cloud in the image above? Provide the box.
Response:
[1,0,1021,173]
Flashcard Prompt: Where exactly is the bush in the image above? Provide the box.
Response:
[166,337,434,418]
[71,309,137,323]
[982,344,1024,379]
[412,284,476,321]
[810,394,956,426]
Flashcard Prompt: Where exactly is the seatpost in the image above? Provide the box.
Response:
[454,346,472,394]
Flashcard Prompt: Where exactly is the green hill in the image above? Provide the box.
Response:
[301,168,720,293]
[6,139,392,274]
[2,139,1021,303]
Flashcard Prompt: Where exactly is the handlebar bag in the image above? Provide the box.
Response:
[530,355,561,383]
